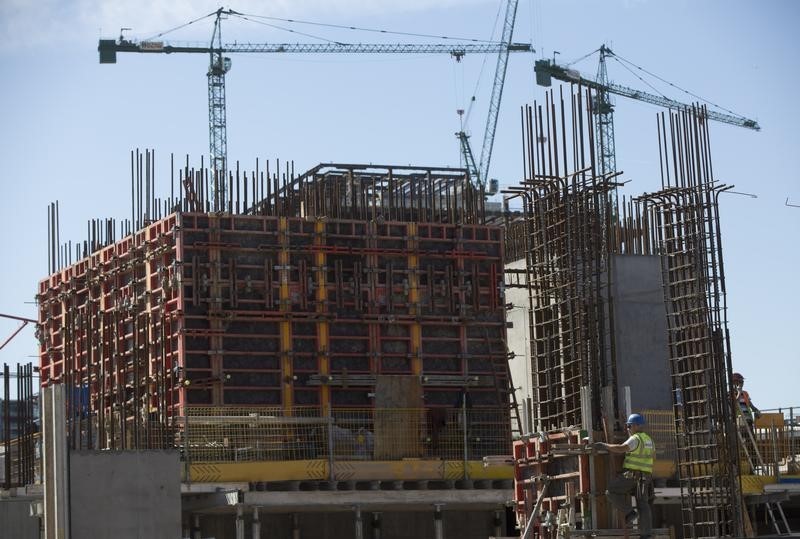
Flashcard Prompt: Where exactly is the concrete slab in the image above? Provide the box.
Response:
[242,488,513,513]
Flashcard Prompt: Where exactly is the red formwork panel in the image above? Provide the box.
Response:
[512,429,590,537]
[38,211,509,451]
[38,215,182,449]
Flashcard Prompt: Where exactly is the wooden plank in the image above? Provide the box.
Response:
[374,375,423,459]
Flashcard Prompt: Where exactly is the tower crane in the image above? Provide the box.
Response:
[534,44,760,178]
[455,0,520,192]
[98,6,532,209]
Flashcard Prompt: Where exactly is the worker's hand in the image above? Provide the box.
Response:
[592,442,606,451]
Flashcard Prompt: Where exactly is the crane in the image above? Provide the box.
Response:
[534,45,760,178]
[98,7,532,209]
[455,0,520,192]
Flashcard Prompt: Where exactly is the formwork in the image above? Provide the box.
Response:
[36,162,513,458]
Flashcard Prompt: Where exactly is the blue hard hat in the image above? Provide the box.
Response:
[626,413,645,426]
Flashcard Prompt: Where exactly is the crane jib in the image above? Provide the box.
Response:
[99,40,532,59]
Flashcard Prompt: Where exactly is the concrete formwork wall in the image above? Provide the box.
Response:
[0,498,39,538]
[611,254,672,414]
[70,450,181,539]
[37,212,510,453]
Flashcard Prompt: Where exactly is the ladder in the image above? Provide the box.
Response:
[736,410,792,535]
[485,329,523,440]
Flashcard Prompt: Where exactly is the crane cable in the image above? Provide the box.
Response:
[464,0,505,129]
[141,10,220,42]
[611,51,746,117]
[610,56,671,101]
[139,9,505,48]
[229,12,345,44]
[563,47,601,68]
[231,10,503,44]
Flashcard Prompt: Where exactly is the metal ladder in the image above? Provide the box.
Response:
[482,327,523,439]
[737,410,792,535]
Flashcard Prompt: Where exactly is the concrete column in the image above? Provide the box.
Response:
[354,506,363,539]
[235,505,245,539]
[493,510,502,538]
[433,504,444,539]
[252,507,260,539]
[372,512,382,539]
[292,513,300,539]
[43,385,69,539]
[192,515,201,539]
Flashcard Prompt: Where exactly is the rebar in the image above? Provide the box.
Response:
[506,89,742,538]
[1,362,37,488]
[635,106,742,538]
[505,87,620,433]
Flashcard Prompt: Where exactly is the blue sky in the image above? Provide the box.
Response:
[1,0,797,408]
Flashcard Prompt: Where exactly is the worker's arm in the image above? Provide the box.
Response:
[593,441,631,454]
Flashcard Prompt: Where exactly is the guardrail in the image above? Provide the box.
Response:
[748,407,800,476]
[179,406,512,464]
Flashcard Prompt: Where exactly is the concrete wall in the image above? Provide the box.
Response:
[0,497,40,538]
[70,450,181,539]
[504,254,673,432]
[504,259,535,433]
[611,254,672,414]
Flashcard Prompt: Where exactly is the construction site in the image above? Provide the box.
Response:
[1,2,799,539]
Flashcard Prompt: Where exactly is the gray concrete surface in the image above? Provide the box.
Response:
[243,488,511,512]
[70,450,181,539]
[504,259,535,431]
[0,497,40,539]
[611,254,672,414]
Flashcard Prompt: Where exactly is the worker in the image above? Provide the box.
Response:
[594,413,655,539]
[732,372,761,428]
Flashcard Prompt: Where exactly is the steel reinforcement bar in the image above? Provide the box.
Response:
[637,106,742,538]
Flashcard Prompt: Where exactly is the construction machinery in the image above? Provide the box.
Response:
[534,44,760,178]
[98,5,532,208]
[455,0,520,192]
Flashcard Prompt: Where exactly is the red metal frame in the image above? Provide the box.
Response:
[38,212,508,446]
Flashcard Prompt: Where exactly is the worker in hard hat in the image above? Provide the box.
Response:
[732,372,760,428]
[594,413,655,538]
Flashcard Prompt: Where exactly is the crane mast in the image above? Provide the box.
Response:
[593,45,616,177]
[99,7,532,208]
[208,9,230,207]
[457,131,480,187]
[477,0,520,188]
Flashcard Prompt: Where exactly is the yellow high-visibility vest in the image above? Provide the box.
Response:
[623,432,655,473]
